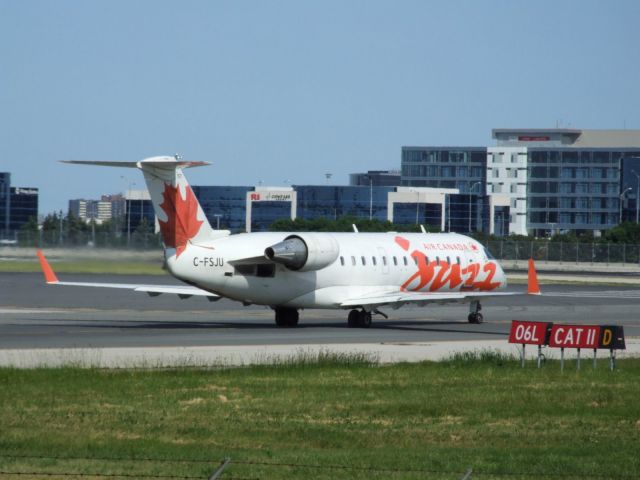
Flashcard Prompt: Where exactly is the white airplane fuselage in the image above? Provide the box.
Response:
[168,231,507,309]
[49,157,528,327]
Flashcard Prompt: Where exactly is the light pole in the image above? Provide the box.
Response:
[632,170,640,223]
[121,177,135,245]
[213,214,222,230]
[619,187,632,224]
[468,181,481,233]
[365,175,373,221]
[58,209,63,246]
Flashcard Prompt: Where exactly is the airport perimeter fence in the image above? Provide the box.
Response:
[3,229,640,264]
[0,453,636,479]
[485,239,640,265]
[1,230,163,249]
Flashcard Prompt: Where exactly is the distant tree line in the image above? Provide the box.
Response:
[17,212,160,248]
[10,212,640,249]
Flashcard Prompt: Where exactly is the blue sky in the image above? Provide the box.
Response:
[1,0,639,214]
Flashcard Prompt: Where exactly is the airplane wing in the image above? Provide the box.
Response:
[341,259,541,309]
[37,251,220,300]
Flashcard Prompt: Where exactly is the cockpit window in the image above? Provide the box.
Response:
[484,247,496,260]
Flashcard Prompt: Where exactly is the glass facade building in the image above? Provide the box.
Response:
[295,185,394,222]
[191,184,505,234]
[349,170,401,187]
[403,131,640,235]
[125,199,155,231]
[193,185,399,232]
[526,149,640,234]
[392,202,442,227]
[251,201,291,231]
[9,187,39,230]
[0,172,38,238]
[192,186,253,232]
[0,173,9,236]
[401,147,487,192]
[620,155,640,223]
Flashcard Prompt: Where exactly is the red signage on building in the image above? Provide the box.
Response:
[508,321,551,345]
[548,324,600,349]
[518,136,550,141]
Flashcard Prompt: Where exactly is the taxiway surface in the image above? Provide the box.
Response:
[2,272,640,350]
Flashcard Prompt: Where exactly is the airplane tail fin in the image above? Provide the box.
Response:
[63,156,228,257]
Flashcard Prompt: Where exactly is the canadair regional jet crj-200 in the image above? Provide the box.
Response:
[38,156,541,328]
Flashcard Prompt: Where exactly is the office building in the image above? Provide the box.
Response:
[489,129,640,235]
[123,189,154,232]
[192,185,253,232]
[349,170,401,187]
[401,129,640,236]
[9,187,38,230]
[0,172,39,238]
[401,147,487,192]
[190,184,508,235]
[296,185,393,222]
[0,173,9,235]
[68,199,113,224]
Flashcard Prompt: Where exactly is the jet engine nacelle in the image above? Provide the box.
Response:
[264,233,340,272]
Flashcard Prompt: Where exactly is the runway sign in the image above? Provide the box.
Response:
[509,321,626,370]
[598,325,626,350]
[509,321,625,350]
[548,325,600,349]
[508,321,551,345]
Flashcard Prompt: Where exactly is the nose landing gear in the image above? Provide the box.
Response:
[468,300,483,324]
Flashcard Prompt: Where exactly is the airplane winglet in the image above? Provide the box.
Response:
[37,250,59,284]
[527,258,540,295]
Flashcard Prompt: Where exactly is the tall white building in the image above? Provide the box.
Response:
[68,199,113,224]
[486,146,528,235]
[487,128,640,236]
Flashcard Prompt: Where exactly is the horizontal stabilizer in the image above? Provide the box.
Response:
[61,159,210,169]
[61,160,140,168]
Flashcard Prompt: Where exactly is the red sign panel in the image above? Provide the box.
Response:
[548,325,600,349]
[518,136,550,141]
[508,321,550,345]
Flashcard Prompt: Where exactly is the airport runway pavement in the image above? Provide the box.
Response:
[1,272,639,366]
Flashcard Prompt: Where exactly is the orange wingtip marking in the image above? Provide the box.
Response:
[37,250,59,283]
[527,258,540,295]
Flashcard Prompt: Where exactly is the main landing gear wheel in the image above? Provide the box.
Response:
[467,300,483,324]
[274,307,299,327]
[347,309,372,328]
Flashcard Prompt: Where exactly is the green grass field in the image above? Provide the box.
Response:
[1,354,639,479]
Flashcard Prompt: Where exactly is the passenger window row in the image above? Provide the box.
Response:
[338,255,463,267]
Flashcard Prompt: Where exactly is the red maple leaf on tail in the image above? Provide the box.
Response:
[158,183,203,258]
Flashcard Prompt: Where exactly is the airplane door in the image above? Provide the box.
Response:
[377,247,389,275]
